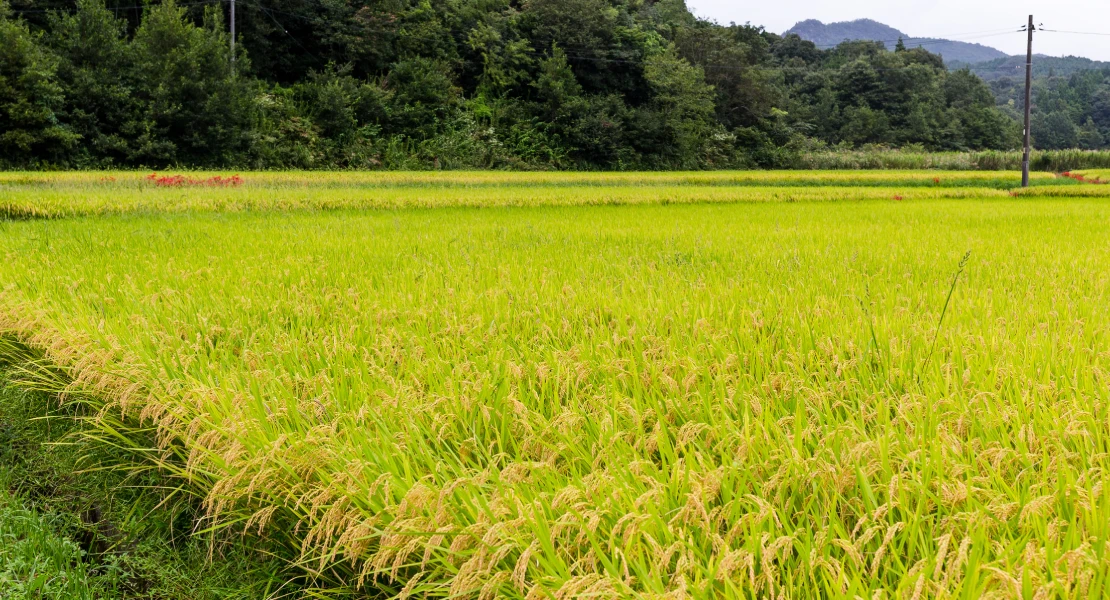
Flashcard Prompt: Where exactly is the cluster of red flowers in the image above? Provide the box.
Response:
[145,173,245,187]
[1061,171,1108,184]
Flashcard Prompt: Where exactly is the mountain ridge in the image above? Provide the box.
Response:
[785,19,1010,65]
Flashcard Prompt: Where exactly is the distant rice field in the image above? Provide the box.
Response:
[1075,169,1110,181]
[0,170,1086,219]
[1,171,1109,598]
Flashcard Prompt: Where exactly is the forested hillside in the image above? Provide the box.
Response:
[1,0,1020,169]
[988,68,1110,150]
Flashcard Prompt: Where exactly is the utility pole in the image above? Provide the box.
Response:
[230,0,236,76]
[1022,15,1034,187]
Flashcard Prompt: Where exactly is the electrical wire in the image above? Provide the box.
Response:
[809,28,1024,49]
[12,1,1101,76]
[215,7,1040,77]
[1039,28,1110,37]
[509,45,1045,75]
[9,0,1029,69]
[5,0,224,13]
[242,0,327,65]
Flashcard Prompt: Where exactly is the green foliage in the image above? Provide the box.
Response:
[781,38,1019,151]
[641,48,716,167]
[989,68,1110,151]
[0,2,77,167]
[795,148,1110,172]
[128,1,253,165]
[385,56,460,137]
[44,0,133,166]
[1033,110,1079,150]
[0,0,1074,169]
[675,23,776,132]
[0,492,93,600]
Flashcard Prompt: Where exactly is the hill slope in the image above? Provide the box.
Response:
[953,55,1110,80]
[786,19,1010,64]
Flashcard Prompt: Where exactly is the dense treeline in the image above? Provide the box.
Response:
[1,0,1021,169]
[988,69,1110,151]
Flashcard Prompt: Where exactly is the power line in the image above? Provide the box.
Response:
[911,26,1028,38]
[802,25,1022,47]
[240,0,327,65]
[8,2,1086,78]
[809,28,1024,50]
[180,4,1035,76]
[515,47,1050,75]
[1039,28,1110,37]
[5,0,224,13]
[186,0,1025,66]
[11,0,1029,71]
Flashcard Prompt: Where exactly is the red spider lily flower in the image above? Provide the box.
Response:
[145,173,245,187]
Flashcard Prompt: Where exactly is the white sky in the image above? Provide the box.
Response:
[685,0,1110,61]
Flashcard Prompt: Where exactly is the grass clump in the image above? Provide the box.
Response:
[0,376,291,599]
[0,490,94,599]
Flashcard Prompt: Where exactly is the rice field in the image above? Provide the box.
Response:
[0,170,1085,219]
[2,171,1110,598]
[1075,170,1110,182]
[0,170,1071,188]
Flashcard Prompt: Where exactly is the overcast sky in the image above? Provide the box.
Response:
[686,0,1110,61]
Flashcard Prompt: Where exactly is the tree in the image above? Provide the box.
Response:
[128,1,254,165]
[383,56,460,138]
[519,0,650,100]
[1078,117,1104,150]
[675,23,779,131]
[46,0,135,166]
[530,45,582,122]
[1032,110,1079,150]
[0,2,76,166]
[944,69,1017,150]
[641,47,716,167]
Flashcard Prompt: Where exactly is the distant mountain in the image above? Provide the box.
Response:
[785,19,1010,65]
[951,55,1110,80]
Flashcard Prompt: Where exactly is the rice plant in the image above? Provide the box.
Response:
[1,173,1109,598]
